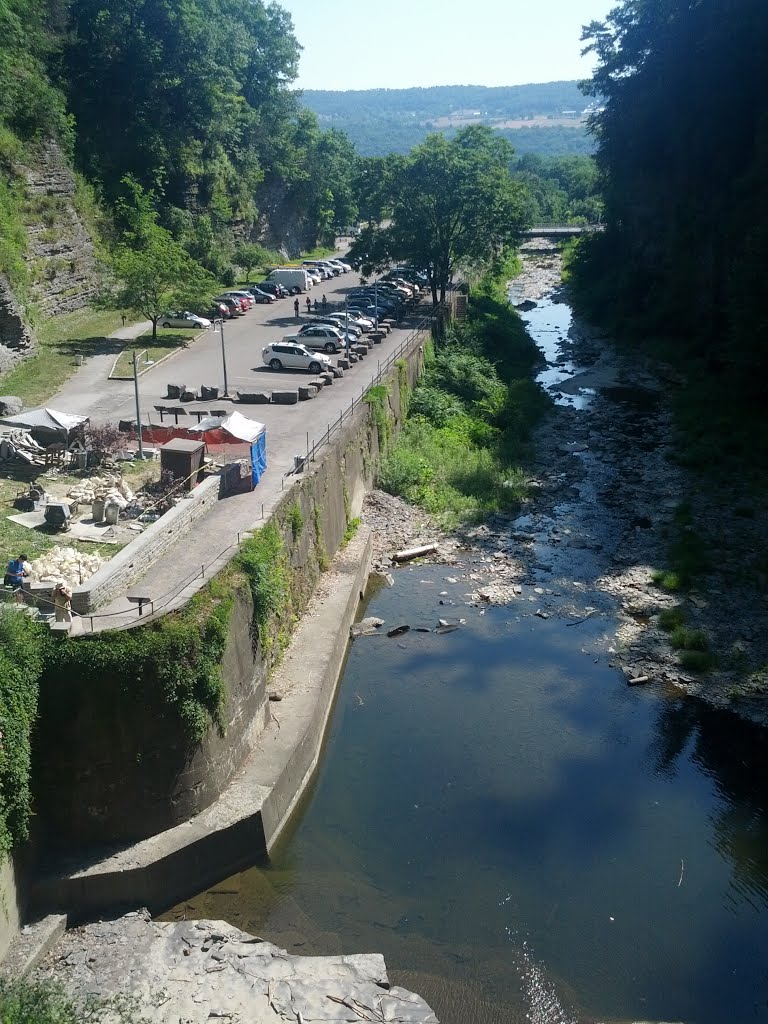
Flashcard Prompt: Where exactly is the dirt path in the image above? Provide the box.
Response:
[362,246,768,726]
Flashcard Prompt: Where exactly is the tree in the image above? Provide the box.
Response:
[351,127,529,303]
[112,227,216,342]
[233,242,268,283]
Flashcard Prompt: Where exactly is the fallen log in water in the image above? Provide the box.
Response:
[392,543,438,563]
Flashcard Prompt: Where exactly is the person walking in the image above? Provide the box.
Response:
[313,298,319,313]
[321,294,327,314]
[305,296,311,314]
[293,297,300,320]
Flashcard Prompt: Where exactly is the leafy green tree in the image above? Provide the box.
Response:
[353,127,529,303]
[233,242,268,283]
[111,180,216,341]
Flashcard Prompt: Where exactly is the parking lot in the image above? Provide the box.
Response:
[51,259,430,479]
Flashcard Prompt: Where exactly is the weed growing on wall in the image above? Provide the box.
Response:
[364,384,392,450]
[0,611,47,852]
[236,522,289,653]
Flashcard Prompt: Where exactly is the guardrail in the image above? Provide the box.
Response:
[300,301,446,468]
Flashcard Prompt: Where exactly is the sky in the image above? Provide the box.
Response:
[278,0,616,92]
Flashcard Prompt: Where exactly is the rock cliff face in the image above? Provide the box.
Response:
[0,273,36,375]
[33,913,440,1024]
[20,141,98,317]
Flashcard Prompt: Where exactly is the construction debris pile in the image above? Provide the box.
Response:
[28,545,105,588]
[67,474,134,509]
[0,429,47,466]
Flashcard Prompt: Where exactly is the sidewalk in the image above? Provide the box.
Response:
[50,320,151,421]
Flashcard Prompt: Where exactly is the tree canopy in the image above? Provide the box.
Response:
[351,127,529,302]
[573,0,768,386]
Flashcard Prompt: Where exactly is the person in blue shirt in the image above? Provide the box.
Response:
[4,553,30,591]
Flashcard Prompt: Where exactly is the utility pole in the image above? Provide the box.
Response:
[132,350,144,459]
[216,318,230,398]
[345,296,350,357]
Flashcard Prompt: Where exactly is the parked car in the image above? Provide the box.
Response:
[219,290,254,310]
[207,301,233,320]
[324,311,373,332]
[302,261,334,279]
[306,318,363,339]
[324,259,350,274]
[250,280,287,298]
[159,311,211,329]
[282,324,353,352]
[214,296,245,317]
[246,287,277,304]
[262,342,332,373]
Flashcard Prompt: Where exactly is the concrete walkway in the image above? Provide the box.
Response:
[51,319,151,422]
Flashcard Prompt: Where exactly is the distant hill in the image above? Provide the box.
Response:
[298,82,597,157]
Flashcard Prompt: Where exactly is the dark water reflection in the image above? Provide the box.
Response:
[166,568,768,1024]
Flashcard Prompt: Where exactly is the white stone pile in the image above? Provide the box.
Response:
[67,474,134,509]
[28,545,105,588]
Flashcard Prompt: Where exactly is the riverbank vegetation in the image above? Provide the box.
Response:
[380,269,549,526]
[569,0,768,480]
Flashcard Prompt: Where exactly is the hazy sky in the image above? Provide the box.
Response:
[278,0,615,92]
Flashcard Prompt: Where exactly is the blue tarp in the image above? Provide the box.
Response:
[250,430,267,486]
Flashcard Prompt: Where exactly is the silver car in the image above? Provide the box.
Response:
[262,342,332,373]
[159,311,211,329]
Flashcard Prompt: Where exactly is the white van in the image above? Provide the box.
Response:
[267,267,314,292]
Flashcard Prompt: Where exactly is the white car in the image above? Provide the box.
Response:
[159,311,211,329]
[262,342,333,373]
[220,290,255,308]
[326,311,374,332]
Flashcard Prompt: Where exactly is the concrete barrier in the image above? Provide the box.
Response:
[271,390,299,405]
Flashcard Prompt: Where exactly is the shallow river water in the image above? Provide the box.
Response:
[165,295,768,1024]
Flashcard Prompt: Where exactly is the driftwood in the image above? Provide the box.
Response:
[392,543,438,563]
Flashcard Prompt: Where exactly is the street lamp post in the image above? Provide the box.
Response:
[132,349,144,459]
[213,318,230,398]
[345,297,350,357]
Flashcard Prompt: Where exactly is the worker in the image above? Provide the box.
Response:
[293,297,300,319]
[53,582,73,624]
[4,553,30,600]
[305,296,311,314]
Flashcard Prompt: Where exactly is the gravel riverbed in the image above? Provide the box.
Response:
[362,245,768,726]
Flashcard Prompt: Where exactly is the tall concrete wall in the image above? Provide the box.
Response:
[0,857,22,964]
[31,337,427,849]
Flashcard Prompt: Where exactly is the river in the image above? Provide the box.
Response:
[163,261,768,1024]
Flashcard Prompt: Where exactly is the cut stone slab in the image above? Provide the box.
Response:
[0,395,23,416]
[298,385,318,401]
[236,391,271,404]
[308,378,327,390]
[32,913,439,1024]
[271,390,299,405]
[319,371,334,386]
[337,358,350,370]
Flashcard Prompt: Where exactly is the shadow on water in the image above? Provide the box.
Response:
[162,289,768,1024]
[163,565,768,1024]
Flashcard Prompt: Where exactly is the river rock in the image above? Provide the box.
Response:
[32,914,439,1024]
[350,616,385,638]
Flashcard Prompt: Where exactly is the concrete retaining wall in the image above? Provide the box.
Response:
[0,858,22,963]
[29,333,427,876]
[72,475,220,614]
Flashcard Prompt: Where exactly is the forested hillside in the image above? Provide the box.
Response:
[0,0,358,291]
[301,83,596,157]
[571,0,768,462]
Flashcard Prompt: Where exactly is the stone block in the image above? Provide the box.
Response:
[271,390,299,406]
[298,385,318,401]
[331,366,344,378]
[319,372,334,386]
[237,391,271,404]
[200,385,219,401]
[166,384,184,400]
[0,396,22,416]
[180,390,196,402]
[337,358,350,370]
[308,378,326,390]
